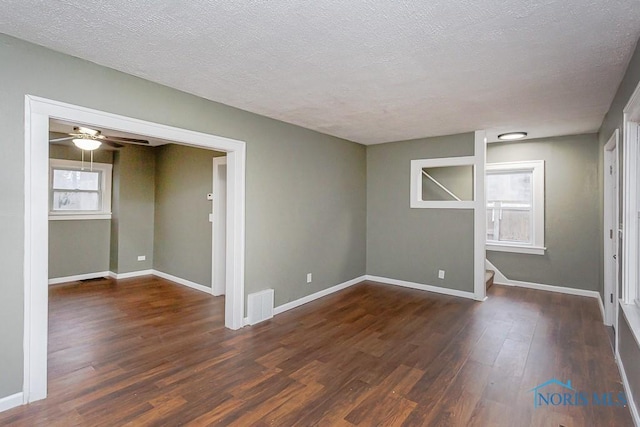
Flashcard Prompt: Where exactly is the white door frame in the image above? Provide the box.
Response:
[603,129,619,326]
[474,130,487,301]
[622,82,640,306]
[23,95,246,404]
[212,156,227,297]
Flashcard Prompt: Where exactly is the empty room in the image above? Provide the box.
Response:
[1,1,640,426]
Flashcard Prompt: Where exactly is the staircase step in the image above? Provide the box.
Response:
[485,270,495,290]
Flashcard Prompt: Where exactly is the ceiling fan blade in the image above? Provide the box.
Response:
[49,136,74,143]
[103,136,150,144]
[101,140,124,149]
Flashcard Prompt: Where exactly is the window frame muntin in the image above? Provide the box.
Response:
[49,158,112,220]
[486,160,545,255]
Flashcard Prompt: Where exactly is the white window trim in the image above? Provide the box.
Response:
[485,160,545,255]
[49,158,112,220]
[410,156,476,209]
[486,243,545,255]
[622,80,640,326]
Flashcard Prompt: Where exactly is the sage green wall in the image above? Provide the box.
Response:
[486,134,600,291]
[0,34,366,398]
[110,145,156,274]
[49,144,114,163]
[366,133,475,292]
[154,144,224,286]
[49,145,113,279]
[49,220,111,278]
[598,37,640,418]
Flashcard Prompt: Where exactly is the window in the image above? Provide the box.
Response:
[49,159,112,220]
[486,160,545,255]
[410,156,476,209]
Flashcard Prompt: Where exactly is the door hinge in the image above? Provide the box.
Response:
[611,294,614,304]
[610,165,613,175]
[610,229,613,239]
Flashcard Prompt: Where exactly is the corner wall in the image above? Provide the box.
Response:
[153,144,225,287]
[0,34,366,398]
[110,144,155,274]
[366,132,475,292]
[487,133,600,291]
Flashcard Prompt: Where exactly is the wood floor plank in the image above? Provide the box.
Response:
[0,278,633,426]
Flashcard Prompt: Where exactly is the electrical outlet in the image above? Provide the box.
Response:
[306,273,312,283]
[438,270,445,279]
[137,255,146,261]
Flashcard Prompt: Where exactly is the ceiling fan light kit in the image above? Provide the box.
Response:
[76,126,99,137]
[72,138,101,151]
[49,125,150,150]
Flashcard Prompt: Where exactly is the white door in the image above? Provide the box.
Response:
[604,131,619,326]
[212,157,227,296]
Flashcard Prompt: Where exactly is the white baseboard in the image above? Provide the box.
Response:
[495,278,605,323]
[273,275,366,316]
[104,269,211,294]
[48,271,110,285]
[598,294,606,326]
[486,259,606,323]
[494,278,601,299]
[108,270,153,280]
[365,275,476,300]
[616,348,640,426]
[485,259,509,284]
[0,392,23,413]
[152,270,212,295]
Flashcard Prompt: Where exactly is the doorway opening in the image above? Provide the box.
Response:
[48,120,227,293]
[24,96,246,404]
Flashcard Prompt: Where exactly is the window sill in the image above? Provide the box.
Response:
[486,243,546,255]
[620,301,640,349]
[49,214,112,221]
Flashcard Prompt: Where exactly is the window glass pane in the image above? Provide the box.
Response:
[422,165,474,201]
[486,171,531,204]
[499,209,531,243]
[487,208,497,240]
[486,169,534,244]
[52,191,100,211]
[53,169,100,191]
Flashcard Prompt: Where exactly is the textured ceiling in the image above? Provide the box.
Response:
[2,1,640,144]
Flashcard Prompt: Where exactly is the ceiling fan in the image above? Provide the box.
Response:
[49,126,150,150]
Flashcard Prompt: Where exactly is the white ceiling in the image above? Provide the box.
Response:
[2,1,640,144]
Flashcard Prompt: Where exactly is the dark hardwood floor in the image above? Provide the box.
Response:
[0,276,633,426]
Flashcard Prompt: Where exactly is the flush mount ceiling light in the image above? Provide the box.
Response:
[72,137,102,151]
[497,132,528,141]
